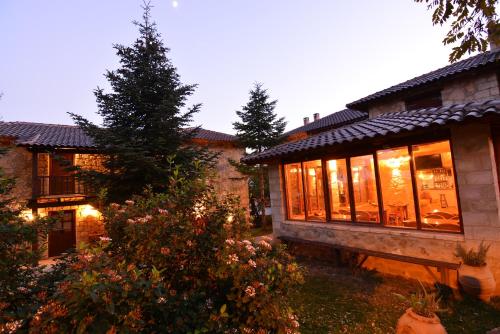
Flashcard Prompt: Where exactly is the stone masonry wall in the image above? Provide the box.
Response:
[368,99,405,118]
[442,72,500,106]
[209,145,249,212]
[450,123,500,289]
[75,153,105,172]
[0,145,32,205]
[268,123,500,292]
[367,71,499,119]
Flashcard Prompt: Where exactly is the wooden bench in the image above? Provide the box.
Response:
[278,236,460,285]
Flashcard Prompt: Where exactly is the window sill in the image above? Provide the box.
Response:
[282,220,465,242]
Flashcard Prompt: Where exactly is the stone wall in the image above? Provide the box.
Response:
[368,99,405,118]
[209,144,249,212]
[0,145,32,205]
[367,71,499,119]
[75,153,105,172]
[268,123,500,292]
[442,72,500,106]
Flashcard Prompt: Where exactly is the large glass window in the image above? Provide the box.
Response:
[282,140,461,233]
[351,155,380,223]
[284,163,305,220]
[377,147,417,228]
[303,160,326,221]
[412,141,460,232]
[326,159,351,220]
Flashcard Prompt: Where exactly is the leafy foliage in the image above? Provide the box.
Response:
[416,0,500,62]
[71,4,216,203]
[394,281,442,318]
[30,161,303,333]
[0,146,54,331]
[455,241,490,266]
[233,83,286,226]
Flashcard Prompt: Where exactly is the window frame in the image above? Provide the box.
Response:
[281,136,464,234]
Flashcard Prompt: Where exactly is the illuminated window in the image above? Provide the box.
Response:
[303,160,326,221]
[412,141,460,232]
[351,155,380,223]
[377,147,417,228]
[326,159,351,220]
[284,163,305,220]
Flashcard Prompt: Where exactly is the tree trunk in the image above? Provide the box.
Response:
[258,165,266,227]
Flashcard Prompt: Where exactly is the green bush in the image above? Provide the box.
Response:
[455,241,490,267]
[0,151,54,332]
[30,162,303,333]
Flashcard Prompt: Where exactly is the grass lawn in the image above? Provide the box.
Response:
[249,224,273,237]
[291,261,500,334]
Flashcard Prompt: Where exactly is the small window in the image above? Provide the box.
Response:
[412,141,460,232]
[284,163,305,220]
[377,147,417,228]
[303,160,326,221]
[405,91,442,111]
[326,159,351,220]
[351,155,380,223]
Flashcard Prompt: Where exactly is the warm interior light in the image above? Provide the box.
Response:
[82,205,99,217]
[328,160,337,171]
[391,168,402,178]
[21,210,34,221]
[384,156,410,169]
[308,169,316,176]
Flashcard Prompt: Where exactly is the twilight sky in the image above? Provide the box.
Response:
[0,1,458,133]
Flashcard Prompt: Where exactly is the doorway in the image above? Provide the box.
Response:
[48,210,76,257]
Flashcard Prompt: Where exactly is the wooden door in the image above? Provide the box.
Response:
[49,153,74,195]
[48,210,76,257]
[492,127,500,193]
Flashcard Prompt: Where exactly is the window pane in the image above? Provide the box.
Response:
[303,160,326,221]
[284,163,305,220]
[412,141,460,232]
[351,155,380,223]
[326,159,351,220]
[377,147,417,228]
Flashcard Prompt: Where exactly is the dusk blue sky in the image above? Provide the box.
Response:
[1,1,458,134]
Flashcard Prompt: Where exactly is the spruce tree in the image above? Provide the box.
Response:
[71,4,215,202]
[233,83,286,227]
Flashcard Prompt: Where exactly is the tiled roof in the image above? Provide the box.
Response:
[0,122,94,148]
[191,128,237,142]
[347,50,500,109]
[242,99,500,163]
[285,109,367,136]
[0,122,236,148]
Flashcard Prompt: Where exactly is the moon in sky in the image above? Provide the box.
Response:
[172,0,179,8]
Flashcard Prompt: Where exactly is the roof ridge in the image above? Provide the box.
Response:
[243,98,500,163]
[347,50,500,108]
[2,121,81,128]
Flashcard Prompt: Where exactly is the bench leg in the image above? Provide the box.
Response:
[439,266,449,285]
[357,255,369,269]
[423,265,440,283]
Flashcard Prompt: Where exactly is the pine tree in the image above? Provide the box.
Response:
[71,3,215,202]
[233,83,286,227]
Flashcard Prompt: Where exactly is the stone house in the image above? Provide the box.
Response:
[243,48,500,293]
[0,122,248,258]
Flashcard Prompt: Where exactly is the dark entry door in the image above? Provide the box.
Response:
[49,153,75,195]
[48,210,76,257]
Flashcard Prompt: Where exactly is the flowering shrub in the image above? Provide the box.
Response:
[0,154,55,332]
[30,163,303,333]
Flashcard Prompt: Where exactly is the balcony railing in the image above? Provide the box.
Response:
[34,176,91,197]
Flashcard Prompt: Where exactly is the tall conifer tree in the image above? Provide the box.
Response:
[233,83,286,226]
[71,3,215,202]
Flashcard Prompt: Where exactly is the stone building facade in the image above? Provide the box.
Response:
[245,49,500,293]
[0,123,248,258]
